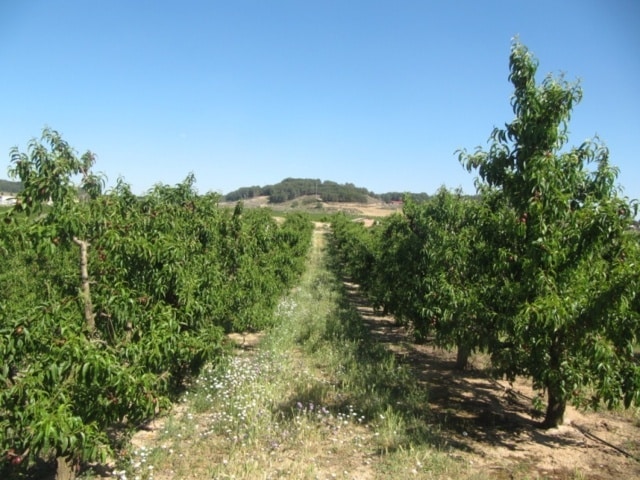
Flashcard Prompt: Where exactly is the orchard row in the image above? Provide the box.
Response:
[330,41,640,430]
[0,130,313,477]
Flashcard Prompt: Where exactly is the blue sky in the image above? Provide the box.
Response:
[1,1,638,199]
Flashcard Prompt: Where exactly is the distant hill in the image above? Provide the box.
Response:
[224,178,370,203]
[224,178,431,204]
[0,179,23,194]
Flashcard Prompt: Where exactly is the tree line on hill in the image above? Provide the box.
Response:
[0,175,460,206]
[223,177,433,204]
[0,179,22,194]
[224,178,370,203]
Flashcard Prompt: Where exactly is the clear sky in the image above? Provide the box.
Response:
[1,1,638,199]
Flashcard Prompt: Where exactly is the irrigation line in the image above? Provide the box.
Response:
[572,422,640,463]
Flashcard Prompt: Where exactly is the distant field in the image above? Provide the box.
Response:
[221,195,403,220]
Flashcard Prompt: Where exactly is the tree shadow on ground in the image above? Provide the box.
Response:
[338,280,594,456]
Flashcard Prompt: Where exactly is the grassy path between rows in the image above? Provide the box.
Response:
[103,227,470,480]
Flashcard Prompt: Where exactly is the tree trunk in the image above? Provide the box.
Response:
[73,237,95,332]
[541,386,566,428]
[55,456,75,480]
[455,343,470,370]
[541,336,566,428]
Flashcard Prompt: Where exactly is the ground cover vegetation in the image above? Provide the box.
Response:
[0,128,313,479]
[330,41,640,429]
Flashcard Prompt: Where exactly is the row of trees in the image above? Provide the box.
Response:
[377,191,433,203]
[0,129,313,478]
[330,41,640,429]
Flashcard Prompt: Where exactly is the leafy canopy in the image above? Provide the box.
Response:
[459,40,640,427]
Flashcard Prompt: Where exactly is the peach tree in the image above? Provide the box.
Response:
[459,41,640,428]
[401,189,495,369]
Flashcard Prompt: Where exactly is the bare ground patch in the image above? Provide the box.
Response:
[343,281,640,479]
[222,195,403,219]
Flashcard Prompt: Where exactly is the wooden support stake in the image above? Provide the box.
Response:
[73,237,95,332]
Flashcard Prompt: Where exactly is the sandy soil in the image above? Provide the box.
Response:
[344,281,640,480]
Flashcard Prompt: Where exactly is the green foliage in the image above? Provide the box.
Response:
[401,190,494,363]
[367,211,423,326]
[329,213,377,285]
[8,127,104,217]
[378,192,430,203]
[1,129,313,477]
[222,185,263,201]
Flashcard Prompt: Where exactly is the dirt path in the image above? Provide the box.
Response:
[343,281,640,480]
